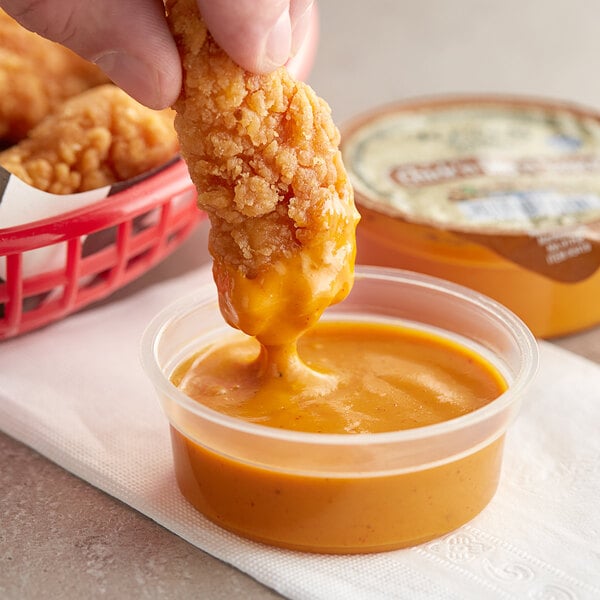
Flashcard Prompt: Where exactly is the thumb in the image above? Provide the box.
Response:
[0,0,181,109]
[196,0,315,74]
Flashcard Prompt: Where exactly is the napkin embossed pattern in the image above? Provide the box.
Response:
[1,265,599,600]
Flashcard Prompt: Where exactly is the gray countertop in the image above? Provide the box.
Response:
[2,1,600,598]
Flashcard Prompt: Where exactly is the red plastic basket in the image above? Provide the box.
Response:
[0,159,203,339]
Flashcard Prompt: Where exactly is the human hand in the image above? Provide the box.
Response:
[0,0,315,109]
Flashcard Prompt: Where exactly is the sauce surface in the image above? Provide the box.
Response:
[172,320,507,434]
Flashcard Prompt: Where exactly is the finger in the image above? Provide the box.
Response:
[196,0,301,73]
[0,0,181,109]
[286,2,318,80]
[290,0,314,56]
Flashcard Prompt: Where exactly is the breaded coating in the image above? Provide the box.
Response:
[166,0,359,345]
[0,9,108,144]
[0,84,179,194]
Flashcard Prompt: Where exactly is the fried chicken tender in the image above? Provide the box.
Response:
[166,0,360,348]
[0,84,179,194]
[0,9,108,145]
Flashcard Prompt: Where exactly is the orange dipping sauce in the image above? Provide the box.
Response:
[169,320,508,552]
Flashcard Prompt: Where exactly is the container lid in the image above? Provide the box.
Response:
[341,95,600,282]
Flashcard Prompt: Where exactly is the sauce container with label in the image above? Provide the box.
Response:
[341,96,600,338]
[141,267,537,554]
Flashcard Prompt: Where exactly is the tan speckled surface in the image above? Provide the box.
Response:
[0,432,282,600]
[2,1,600,598]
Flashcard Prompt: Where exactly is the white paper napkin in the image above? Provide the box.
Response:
[1,264,599,600]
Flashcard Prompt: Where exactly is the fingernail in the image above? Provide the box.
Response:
[94,51,162,108]
[263,11,292,70]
